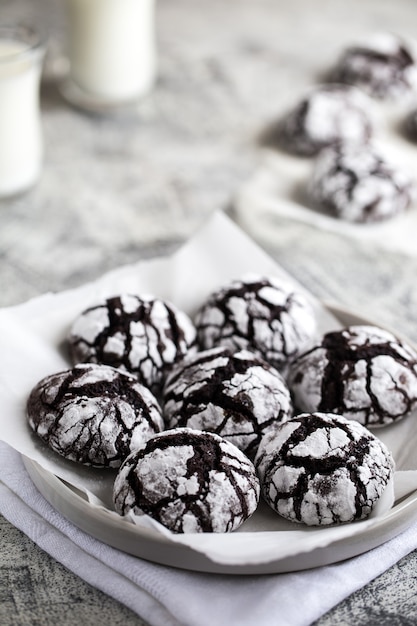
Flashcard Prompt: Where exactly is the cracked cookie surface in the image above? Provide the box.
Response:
[194,274,317,375]
[27,363,164,467]
[288,325,417,427]
[255,412,394,526]
[332,33,417,99]
[113,428,260,533]
[162,347,293,457]
[67,294,197,395]
[277,84,373,156]
[309,144,413,223]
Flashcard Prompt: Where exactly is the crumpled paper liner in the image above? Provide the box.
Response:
[1,211,417,568]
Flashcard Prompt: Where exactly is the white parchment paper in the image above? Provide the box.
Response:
[1,211,417,567]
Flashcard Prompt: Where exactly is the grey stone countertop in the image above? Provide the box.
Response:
[2,0,417,624]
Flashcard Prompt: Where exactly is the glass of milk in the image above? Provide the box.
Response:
[62,0,156,109]
[0,25,46,198]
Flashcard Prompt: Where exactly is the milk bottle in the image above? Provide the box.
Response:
[0,26,45,197]
[64,0,156,106]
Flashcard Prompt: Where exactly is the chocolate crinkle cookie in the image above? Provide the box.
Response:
[277,84,373,156]
[332,33,417,100]
[162,347,293,458]
[67,294,197,395]
[404,108,417,143]
[288,325,417,428]
[308,144,414,223]
[254,412,394,526]
[195,275,317,375]
[27,363,164,468]
[113,428,260,533]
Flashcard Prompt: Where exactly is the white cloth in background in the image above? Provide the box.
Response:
[234,150,417,258]
[1,440,416,626]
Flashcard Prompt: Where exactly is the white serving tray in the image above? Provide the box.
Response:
[21,303,417,575]
[2,212,417,575]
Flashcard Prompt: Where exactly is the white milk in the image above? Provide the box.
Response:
[0,37,44,197]
[66,0,156,103]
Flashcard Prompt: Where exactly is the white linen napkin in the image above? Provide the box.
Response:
[2,439,417,626]
[234,146,417,258]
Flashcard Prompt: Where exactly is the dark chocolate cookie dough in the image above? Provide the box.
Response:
[163,347,293,457]
[113,428,260,533]
[333,33,417,99]
[404,108,417,143]
[255,412,394,526]
[195,274,317,375]
[67,294,197,395]
[277,84,373,156]
[288,325,417,427]
[308,144,413,223]
[27,363,164,467]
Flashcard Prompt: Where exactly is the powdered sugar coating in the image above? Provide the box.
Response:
[195,275,317,375]
[255,412,394,526]
[27,363,164,467]
[113,428,260,533]
[278,84,373,156]
[333,33,417,99]
[309,144,413,223]
[68,294,197,395]
[162,347,293,457]
[288,325,417,428]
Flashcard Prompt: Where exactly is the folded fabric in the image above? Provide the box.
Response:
[1,441,417,626]
[234,152,417,258]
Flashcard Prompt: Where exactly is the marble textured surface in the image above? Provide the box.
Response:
[2,0,417,624]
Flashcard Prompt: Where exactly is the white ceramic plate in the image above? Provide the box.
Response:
[22,304,417,575]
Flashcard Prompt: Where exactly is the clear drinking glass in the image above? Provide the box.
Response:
[0,25,46,197]
[62,0,156,110]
